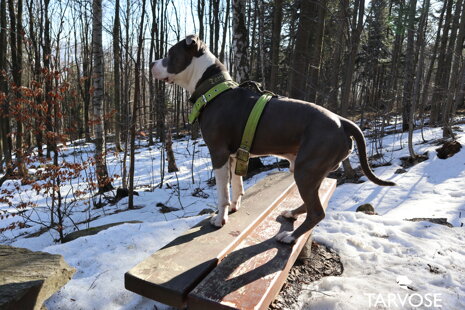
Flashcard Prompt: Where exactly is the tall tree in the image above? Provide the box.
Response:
[408,0,430,157]
[269,0,283,92]
[0,0,11,172]
[232,0,249,81]
[307,0,326,102]
[340,0,365,116]
[401,0,418,132]
[444,0,465,137]
[219,0,230,63]
[288,0,313,100]
[340,0,365,180]
[92,0,112,192]
[113,0,122,150]
[430,0,453,124]
[8,0,27,176]
[128,0,147,209]
[327,0,348,111]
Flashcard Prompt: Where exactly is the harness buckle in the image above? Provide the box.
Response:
[236,148,250,162]
[202,94,208,104]
[235,148,250,176]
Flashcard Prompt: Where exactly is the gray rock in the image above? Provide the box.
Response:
[356,203,377,215]
[62,220,142,243]
[0,245,76,310]
[406,218,453,228]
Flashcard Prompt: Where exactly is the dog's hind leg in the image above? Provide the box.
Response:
[210,158,231,227]
[276,154,327,244]
[229,157,244,212]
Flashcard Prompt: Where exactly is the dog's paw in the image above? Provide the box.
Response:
[210,214,227,227]
[276,231,296,244]
[281,210,298,220]
[230,201,241,213]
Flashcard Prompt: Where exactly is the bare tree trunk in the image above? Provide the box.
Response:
[0,0,11,173]
[339,0,364,179]
[128,0,147,209]
[232,0,249,82]
[219,0,230,63]
[419,0,445,124]
[444,0,465,137]
[8,0,27,177]
[198,0,205,39]
[113,0,122,150]
[328,0,347,111]
[149,0,157,145]
[288,0,312,100]
[307,0,326,103]
[92,0,112,192]
[409,0,430,157]
[340,0,364,116]
[269,0,282,92]
[430,0,453,124]
[257,0,266,86]
[402,0,417,134]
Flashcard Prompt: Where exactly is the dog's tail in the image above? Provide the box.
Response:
[341,118,396,186]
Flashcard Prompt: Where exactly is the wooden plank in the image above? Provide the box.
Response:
[125,172,296,308]
[187,178,336,310]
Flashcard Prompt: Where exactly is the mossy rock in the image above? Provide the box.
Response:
[356,203,377,215]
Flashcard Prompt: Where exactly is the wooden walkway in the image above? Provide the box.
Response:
[125,172,336,309]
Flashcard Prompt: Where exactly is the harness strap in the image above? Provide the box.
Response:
[235,93,273,176]
[188,80,238,124]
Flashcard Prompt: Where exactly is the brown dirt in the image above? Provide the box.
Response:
[269,242,343,310]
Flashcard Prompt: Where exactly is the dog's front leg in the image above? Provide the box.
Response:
[229,157,244,212]
[210,159,231,227]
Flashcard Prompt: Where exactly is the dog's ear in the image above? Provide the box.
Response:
[186,34,199,46]
[186,34,206,55]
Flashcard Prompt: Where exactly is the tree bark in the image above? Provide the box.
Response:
[113,0,122,150]
[401,0,418,133]
[444,0,465,137]
[327,0,347,111]
[269,0,283,92]
[232,0,249,82]
[0,0,11,172]
[219,0,230,63]
[8,0,27,177]
[288,0,312,100]
[307,0,326,103]
[430,0,453,124]
[92,0,112,192]
[340,0,365,116]
[128,0,147,209]
[409,0,430,157]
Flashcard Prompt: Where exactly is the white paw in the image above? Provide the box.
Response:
[276,231,296,244]
[281,210,298,220]
[210,214,227,227]
[231,201,241,212]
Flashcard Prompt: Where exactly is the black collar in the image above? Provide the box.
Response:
[189,71,233,103]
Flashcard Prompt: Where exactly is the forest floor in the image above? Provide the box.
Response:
[1,121,465,309]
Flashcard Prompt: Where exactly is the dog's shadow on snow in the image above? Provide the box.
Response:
[163,215,297,301]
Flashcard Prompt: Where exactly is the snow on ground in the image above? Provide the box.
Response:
[1,123,465,309]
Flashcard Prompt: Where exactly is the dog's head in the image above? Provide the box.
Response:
[151,35,210,91]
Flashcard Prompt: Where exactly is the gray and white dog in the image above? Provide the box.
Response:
[151,35,395,244]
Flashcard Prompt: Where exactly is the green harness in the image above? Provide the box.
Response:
[188,76,273,176]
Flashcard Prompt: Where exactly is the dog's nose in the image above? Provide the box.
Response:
[150,61,156,69]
